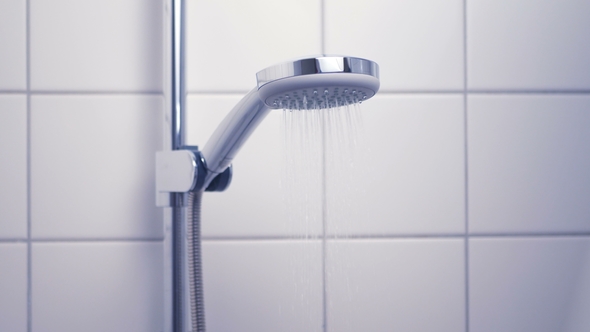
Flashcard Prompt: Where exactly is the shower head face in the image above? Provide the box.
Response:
[256,56,380,110]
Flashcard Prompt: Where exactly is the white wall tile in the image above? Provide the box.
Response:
[325,0,464,91]
[203,240,323,332]
[186,0,322,92]
[30,0,163,92]
[326,239,465,332]
[470,237,590,332]
[468,0,590,90]
[327,95,465,236]
[468,95,590,233]
[0,95,27,239]
[32,242,164,332]
[0,244,27,332]
[187,95,322,237]
[30,95,164,239]
[0,0,26,90]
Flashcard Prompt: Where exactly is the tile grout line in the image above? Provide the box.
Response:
[321,98,328,332]
[202,234,467,241]
[465,89,590,94]
[379,89,590,94]
[198,232,590,241]
[463,0,470,331]
[320,0,325,56]
[26,91,165,96]
[470,232,590,238]
[0,90,29,94]
[321,2,327,331]
[0,239,29,243]
[28,238,166,243]
[26,0,32,330]
[4,232,590,243]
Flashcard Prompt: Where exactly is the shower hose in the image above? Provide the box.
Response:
[186,191,206,332]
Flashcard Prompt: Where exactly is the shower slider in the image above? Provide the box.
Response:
[156,150,200,194]
[155,147,232,207]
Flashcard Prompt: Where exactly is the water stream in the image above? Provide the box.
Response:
[280,104,366,330]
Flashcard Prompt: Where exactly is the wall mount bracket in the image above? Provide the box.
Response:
[155,146,233,207]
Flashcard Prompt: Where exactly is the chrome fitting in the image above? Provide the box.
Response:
[155,147,232,207]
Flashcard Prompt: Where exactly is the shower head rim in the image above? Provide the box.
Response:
[256,55,379,89]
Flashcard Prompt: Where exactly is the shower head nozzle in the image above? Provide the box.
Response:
[256,56,380,110]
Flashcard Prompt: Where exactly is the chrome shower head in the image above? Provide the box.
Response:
[199,55,380,191]
[256,56,380,110]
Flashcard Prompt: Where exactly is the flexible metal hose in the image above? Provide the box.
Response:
[187,191,206,332]
[172,203,184,332]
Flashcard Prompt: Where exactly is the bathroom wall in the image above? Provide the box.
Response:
[0,0,166,331]
[1,1,589,332]
[185,0,590,332]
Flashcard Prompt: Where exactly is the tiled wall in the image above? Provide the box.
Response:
[186,0,590,332]
[1,1,590,332]
[0,0,165,331]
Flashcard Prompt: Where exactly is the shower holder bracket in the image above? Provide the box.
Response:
[155,148,233,206]
[155,148,202,207]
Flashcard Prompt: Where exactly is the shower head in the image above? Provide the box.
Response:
[257,56,380,110]
[199,55,380,191]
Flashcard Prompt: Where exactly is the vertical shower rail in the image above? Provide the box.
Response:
[171,0,186,330]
